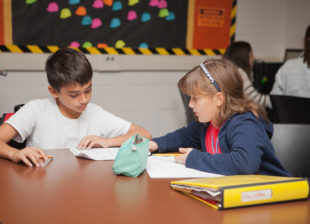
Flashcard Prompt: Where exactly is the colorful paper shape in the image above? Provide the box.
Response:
[82,42,93,48]
[97,43,108,48]
[165,11,175,21]
[75,6,86,16]
[82,15,92,25]
[149,0,158,7]
[93,0,104,8]
[60,8,72,19]
[139,43,149,48]
[26,0,37,4]
[46,2,59,13]
[127,10,137,21]
[158,8,169,18]
[112,1,122,11]
[110,18,121,28]
[70,41,80,48]
[141,12,151,22]
[128,0,139,6]
[68,0,80,5]
[115,40,125,48]
[158,0,167,8]
[92,18,102,29]
[104,0,114,6]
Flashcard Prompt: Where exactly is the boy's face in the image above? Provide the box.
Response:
[48,80,92,118]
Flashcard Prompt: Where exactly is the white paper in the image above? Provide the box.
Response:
[70,148,223,179]
[146,156,223,178]
[70,147,120,160]
[170,184,221,197]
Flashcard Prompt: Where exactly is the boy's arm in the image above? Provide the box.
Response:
[126,123,152,139]
[0,123,47,167]
[78,124,152,149]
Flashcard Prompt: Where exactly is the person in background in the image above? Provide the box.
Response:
[271,25,310,97]
[0,47,151,167]
[149,59,290,176]
[223,41,272,108]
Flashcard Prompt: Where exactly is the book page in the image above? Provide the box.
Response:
[70,147,120,160]
[70,147,151,160]
[146,156,223,178]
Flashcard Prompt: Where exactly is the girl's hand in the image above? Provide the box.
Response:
[174,147,193,164]
[78,135,111,149]
[149,141,158,152]
[10,147,47,167]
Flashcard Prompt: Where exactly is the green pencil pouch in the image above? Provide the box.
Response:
[112,134,149,177]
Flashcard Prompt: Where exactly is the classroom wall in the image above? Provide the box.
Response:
[1,0,310,138]
[236,0,310,61]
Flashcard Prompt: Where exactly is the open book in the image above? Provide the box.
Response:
[70,147,120,160]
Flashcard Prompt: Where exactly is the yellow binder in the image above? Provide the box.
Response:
[170,175,309,209]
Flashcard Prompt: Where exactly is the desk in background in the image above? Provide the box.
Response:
[0,149,309,224]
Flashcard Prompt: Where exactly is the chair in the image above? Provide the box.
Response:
[270,95,310,124]
[179,90,195,124]
[0,104,26,149]
[271,124,310,178]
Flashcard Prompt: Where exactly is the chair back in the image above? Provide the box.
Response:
[179,90,195,124]
[270,95,310,123]
[0,104,26,149]
[271,124,310,178]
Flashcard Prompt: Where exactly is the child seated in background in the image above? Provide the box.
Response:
[149,59,290,176]
[0,47,151,167]
[271,25,310,98]
[223,41,272,109]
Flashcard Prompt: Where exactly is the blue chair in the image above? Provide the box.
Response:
[179,91,195,124]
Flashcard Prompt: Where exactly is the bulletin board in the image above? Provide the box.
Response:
[0,0,237,55]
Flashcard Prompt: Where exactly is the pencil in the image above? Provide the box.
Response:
[152,153,181,156]
[40,155,53,159]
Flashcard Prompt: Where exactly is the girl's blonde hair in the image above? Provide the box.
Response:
[178,59,267,126]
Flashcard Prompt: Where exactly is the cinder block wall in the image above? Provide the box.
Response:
[92,71,188,137]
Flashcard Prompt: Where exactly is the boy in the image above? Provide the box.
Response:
[0,48,151,167]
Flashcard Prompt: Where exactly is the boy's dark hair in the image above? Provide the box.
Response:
[45,47,93,91]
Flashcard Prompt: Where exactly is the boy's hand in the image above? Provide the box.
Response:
[10,147,47,167]
[174,147,193,164]
[149,141,158,152]
[78,135,111,149]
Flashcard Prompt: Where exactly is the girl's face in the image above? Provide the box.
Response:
[188,94,220,124]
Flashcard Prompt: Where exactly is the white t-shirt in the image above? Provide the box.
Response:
[271,57,310,98]
[6,98,131,150]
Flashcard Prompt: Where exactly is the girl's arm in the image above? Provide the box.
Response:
[152,121,203,153]
[185,120,265,175]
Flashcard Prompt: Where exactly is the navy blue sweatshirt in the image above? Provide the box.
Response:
[153,112,290,176]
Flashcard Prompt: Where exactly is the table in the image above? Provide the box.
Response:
[0,149,309,224]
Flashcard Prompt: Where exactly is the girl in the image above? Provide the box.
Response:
[223,41,272,108]
[149,59,290,176]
